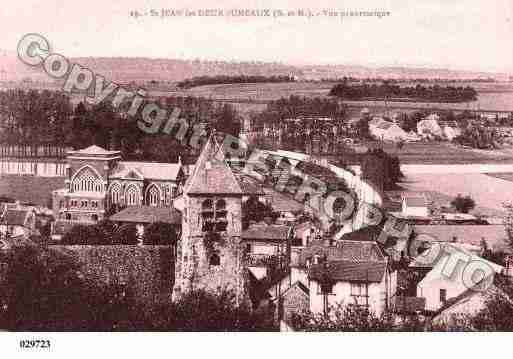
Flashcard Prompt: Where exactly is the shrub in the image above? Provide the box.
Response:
[143,222,178,245]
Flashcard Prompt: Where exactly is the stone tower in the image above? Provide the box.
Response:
[174,134,248,305]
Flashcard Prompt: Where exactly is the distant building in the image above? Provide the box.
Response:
[442,125,461,140]
[369,118,408,142]
[417,115,443,138]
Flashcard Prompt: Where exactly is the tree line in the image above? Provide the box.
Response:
[329,81,478,102]
[176,75,296,89]
[0,90,241,163]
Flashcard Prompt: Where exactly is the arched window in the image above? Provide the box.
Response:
[146,184,161,207]
[202,199,213,210]
[72,166,103,193]
[125,185,140,206]
[209,251,221,266]
[110,183,121,204]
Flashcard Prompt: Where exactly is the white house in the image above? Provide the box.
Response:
[401,194,429,218]
[369,118,408,142]
[307,240,397,316]
[416,243,503,312]
[417,115,443,138]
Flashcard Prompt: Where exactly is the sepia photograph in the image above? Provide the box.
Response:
[1,0,513,356]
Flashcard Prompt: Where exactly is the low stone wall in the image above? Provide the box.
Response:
[52,245,175,307]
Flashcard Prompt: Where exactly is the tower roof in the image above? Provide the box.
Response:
[184,134,243,195]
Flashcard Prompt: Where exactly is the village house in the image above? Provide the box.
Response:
[243,222,293,281]
[415,242,503,312]
[302,239,397,316]
[432,284,504,327]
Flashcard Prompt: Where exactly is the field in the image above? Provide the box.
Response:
[398,171,513,217]
[152,82,513,112]
[0,175,65,207]
[366,141,513,164]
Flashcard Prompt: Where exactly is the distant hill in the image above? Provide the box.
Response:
[0,51,301,83]
[0,49,508,84]
[299,64,508,81]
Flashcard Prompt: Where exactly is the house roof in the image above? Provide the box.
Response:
[299,239,386,266]
[184,134,243,195]
[241,223,291,241]
[263,188,304,213]
[412,225,509,252]
[281,281,310,297]
[111,161,182,181]
[309,260,387,283]
[109,206,181,224]
[1,209,30,226]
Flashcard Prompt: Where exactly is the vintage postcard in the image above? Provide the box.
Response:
[0,0,512,356]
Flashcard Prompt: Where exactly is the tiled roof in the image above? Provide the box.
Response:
[111,161,182,181]
[184,134,243,195]
[299,239,386,266]
[309,260,386,283]
[241,223,291,241]
[1,209,29,226]
[109,206,181,224]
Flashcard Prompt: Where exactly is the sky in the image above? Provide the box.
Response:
[1,0,513,72]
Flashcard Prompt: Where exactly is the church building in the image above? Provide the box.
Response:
[174,134,249,304]
[52,145,184,223]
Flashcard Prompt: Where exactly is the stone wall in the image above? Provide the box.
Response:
[52,245,175,307]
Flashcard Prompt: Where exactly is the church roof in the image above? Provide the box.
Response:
[111,161,182,181]
[184,134,243,195]
[68,145,121,157]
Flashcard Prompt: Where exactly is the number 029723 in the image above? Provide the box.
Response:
[19,339,51,349]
